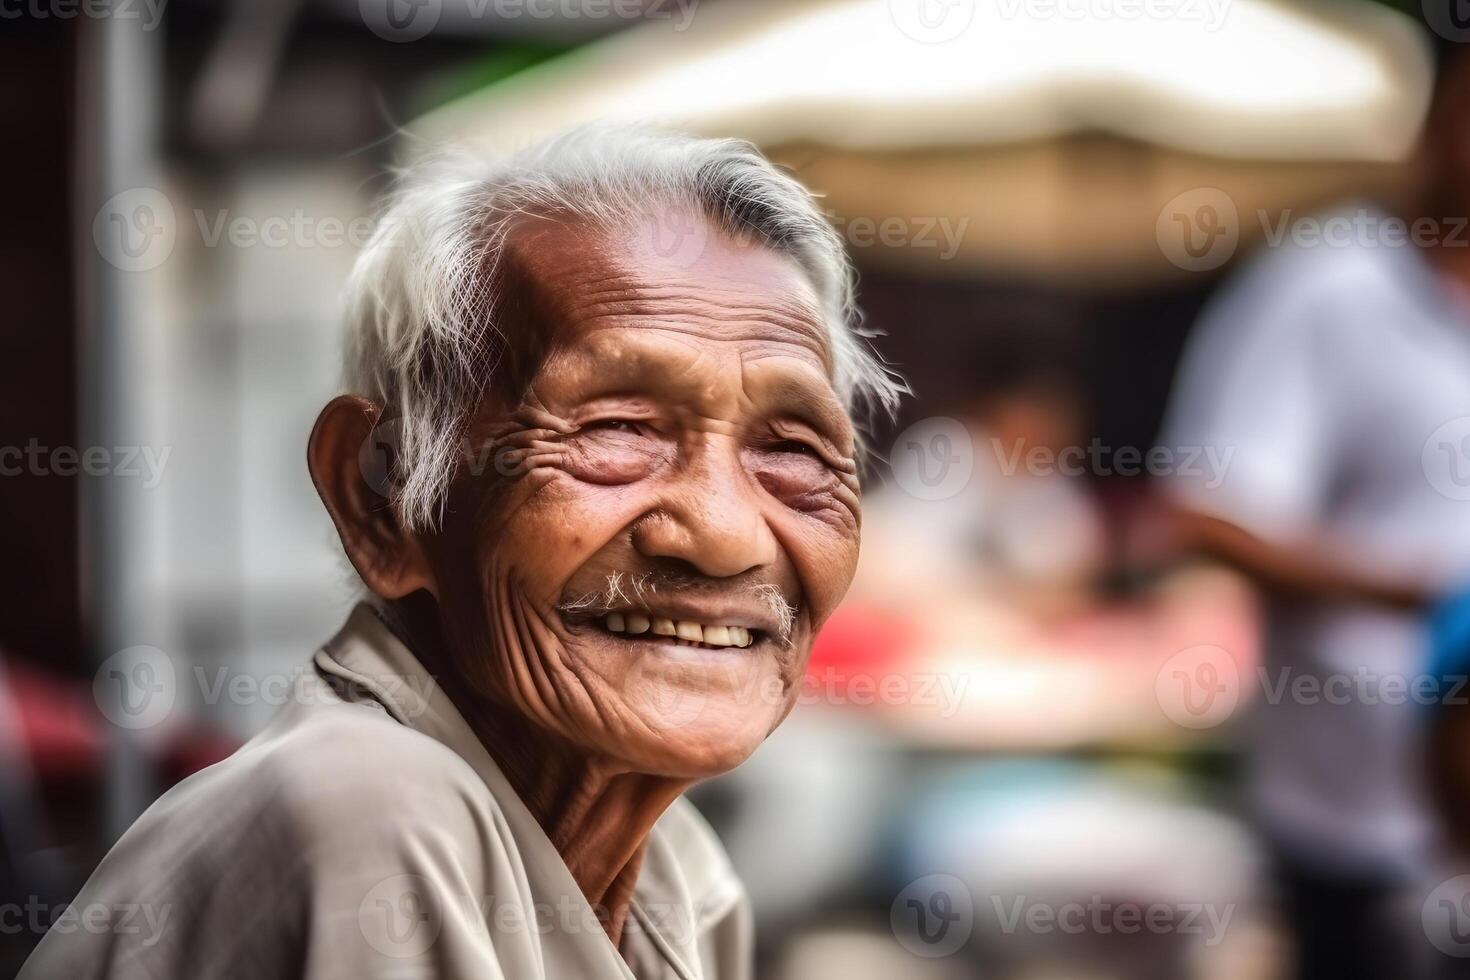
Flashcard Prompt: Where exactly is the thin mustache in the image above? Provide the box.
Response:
[558,571,798,645]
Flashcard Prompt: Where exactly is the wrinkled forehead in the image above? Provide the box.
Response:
[496,211,838,388]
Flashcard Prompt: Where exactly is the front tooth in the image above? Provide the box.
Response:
[729,626,750,647]
[676,621,704,643]
[626,613,650,634]
[606,612,625,632]
[652,617,677,636]
[703,626,732,647]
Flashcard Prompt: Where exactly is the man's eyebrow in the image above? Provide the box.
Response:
[740,363,852,441]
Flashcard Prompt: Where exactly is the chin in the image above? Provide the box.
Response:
[624,704,788,779]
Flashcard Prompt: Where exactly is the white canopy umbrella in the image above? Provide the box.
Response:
[410,0,1435,283]
[415,0,1432,162]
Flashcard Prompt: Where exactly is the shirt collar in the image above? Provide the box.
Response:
[314,602,707,980]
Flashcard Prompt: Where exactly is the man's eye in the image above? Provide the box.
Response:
[771,439,819,458]
[583,419,641,434]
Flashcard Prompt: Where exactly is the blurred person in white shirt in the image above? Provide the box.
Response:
[1156,32,1470,980]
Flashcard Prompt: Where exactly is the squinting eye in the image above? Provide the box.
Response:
[583,419,641,434]
[772,439,819,458]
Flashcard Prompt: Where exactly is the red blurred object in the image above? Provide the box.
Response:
[807,604,917,686]
[2,658,103,782]
[1,658,239,787]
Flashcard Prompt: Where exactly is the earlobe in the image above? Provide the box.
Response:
[307,395,436,600]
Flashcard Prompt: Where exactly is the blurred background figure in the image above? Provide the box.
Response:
[858,313,1106,612]
[1155,33,1470,980]
[1,0,1466,978]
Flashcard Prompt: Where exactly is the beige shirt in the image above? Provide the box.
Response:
[21,604,752,979]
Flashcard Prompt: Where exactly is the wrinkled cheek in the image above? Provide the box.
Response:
[436,496,566,704]
[483,479,599,605]
[793,521,861,633]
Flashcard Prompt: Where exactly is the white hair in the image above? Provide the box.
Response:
[342,124,906,530]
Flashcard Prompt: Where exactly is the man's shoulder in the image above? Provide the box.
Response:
[109,672,499,887]
[195,679,494,838]
[18,674,513,979]
[1234,205,1425,315]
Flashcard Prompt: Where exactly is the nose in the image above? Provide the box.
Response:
[632,437,777,579]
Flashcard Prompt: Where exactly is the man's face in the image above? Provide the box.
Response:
[424,209,862,778]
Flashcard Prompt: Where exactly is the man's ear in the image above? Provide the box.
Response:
[307,395,435,600]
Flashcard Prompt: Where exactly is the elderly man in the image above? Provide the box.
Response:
[21,127,900,979]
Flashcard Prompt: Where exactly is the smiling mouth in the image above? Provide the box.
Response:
[594,611,759,650]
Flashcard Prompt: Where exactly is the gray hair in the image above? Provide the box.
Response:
[342,124,905,530]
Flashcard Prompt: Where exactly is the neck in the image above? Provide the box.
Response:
[493,733,691,943]
[385,596,691,948]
